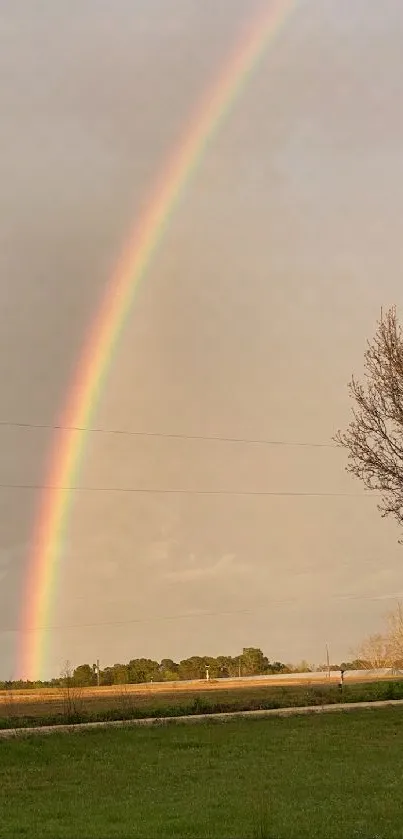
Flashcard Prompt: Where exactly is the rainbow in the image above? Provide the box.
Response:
[18,0,297,681]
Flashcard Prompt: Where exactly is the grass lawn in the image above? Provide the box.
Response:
[1,709,403,838]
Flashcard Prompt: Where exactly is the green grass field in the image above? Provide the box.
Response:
[2,678,403,729]
[1,708,403,838]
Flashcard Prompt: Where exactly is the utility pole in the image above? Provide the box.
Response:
[326,645,330,680]
[96,659,100,687]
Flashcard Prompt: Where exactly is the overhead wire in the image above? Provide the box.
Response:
[0,420,373,496]
[4,591,400,634]
[0,422,384,638]
[0,483,379,498]
[0,419,338,449]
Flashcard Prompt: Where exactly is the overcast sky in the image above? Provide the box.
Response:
[1,0,403,679]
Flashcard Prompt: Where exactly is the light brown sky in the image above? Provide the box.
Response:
[1,0,403,678]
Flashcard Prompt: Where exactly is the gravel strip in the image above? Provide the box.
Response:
[1,698,403,739]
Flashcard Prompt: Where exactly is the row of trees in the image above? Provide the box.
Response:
[71,647,289,687]
[2,651,376,692]
[2,649,353,690]
[59,652,371,688]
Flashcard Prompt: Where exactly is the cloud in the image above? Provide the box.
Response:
[147,538,179,565]
[163,553,246,583]
[373,591,403,602]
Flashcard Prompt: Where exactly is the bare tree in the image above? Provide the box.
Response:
[3,686,16,723]
[117,684,135,717]
[334,306,403,539]
[355,602,403,671]
[385,601,403,670]
[60,660,84,719]
[357,632,392,669]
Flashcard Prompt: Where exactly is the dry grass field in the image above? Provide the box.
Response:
[1,674,403,727]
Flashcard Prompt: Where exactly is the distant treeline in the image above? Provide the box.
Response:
[1,648,369,690]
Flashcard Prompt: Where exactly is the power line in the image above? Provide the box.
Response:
[0,483,379,498]
[0,420,338,449]
[7,607,259,634]
[5,592,399,635]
